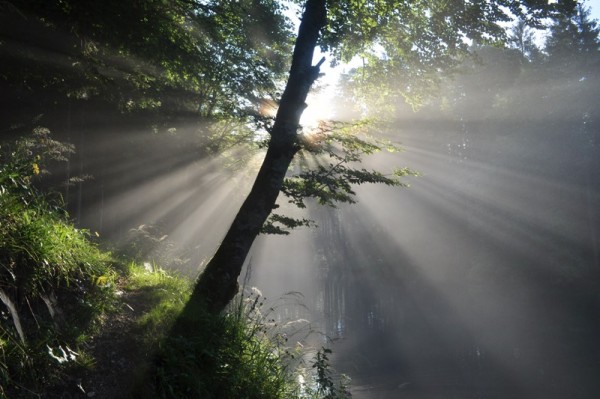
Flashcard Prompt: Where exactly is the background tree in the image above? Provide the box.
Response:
[546,2,600,75]
[508,18,540,61]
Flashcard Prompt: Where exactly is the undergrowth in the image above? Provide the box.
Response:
[124,261,191,344]
[138,283,351,399]
[1,129,351,399]
[0,129,118,397]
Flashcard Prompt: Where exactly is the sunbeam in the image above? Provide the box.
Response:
[2,1,599,397]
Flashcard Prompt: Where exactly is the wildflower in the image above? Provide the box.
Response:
[32,163,40,175]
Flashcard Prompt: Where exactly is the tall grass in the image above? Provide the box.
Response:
[0,130,117,397]
[136,281,351,399]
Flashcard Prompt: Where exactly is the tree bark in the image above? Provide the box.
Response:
[185,0,327,314]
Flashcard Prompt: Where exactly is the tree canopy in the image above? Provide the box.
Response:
[4,0,587,299]
[1,0,293,127]
[2,0,591,313]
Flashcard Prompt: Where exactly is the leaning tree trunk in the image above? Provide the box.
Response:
[184,0,327,315]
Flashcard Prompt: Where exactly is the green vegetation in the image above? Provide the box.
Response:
[124,261,191,346]
[0,130,117,397]
[0,132,349,398]
[142,288,351,399]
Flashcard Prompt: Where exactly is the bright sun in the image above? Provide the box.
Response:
[258,87,335,130]
[300,88,335,129]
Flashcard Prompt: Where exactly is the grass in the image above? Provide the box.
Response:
[0,130,118,397]
[135,280,351,399]
[0,130,351,398]
[149,295,301,398]
[123,261,191,345]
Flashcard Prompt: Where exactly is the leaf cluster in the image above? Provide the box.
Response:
[284,121,416,209]
[261,214,317,235]
[323,0,569,61]
[260,120,416,235]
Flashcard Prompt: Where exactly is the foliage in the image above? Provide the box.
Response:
[0,131,117,396]
[318,0,565,109]
[261,213,317,235]
[310,347,351,399]
[1,0,293,134]
[260,120,417,234]
[141,287,350,399]
[0,126,74,197]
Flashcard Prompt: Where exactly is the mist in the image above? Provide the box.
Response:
[35,40,600,399]
[2,3,599,398]
[247,43,600,398]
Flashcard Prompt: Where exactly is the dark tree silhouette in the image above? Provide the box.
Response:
[186,0,328,313]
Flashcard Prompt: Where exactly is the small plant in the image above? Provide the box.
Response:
[122,224,194,275]
[305,348,352,399]
[0,127,74,202]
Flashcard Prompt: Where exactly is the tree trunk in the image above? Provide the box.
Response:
[185,0,327,315]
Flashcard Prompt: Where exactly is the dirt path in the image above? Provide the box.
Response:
[48,287,155,398]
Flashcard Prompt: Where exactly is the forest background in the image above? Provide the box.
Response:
[1,0,599,398]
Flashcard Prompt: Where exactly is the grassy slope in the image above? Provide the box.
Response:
[0,133,350,399]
